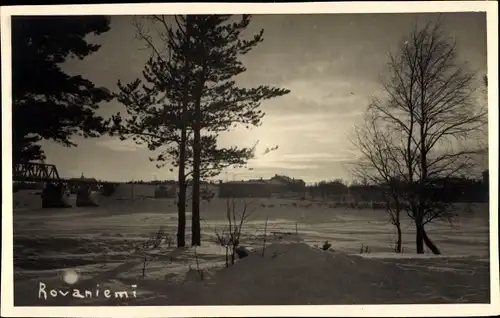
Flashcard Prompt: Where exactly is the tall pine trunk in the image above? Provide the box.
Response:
[190,15,204,247]
[177,20,192,248]
[176,127,187,247]
[191,47,203,246]
[191,97,201,246]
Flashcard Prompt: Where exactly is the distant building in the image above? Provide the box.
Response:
[68,173,98,192]
[70,173,98,183]
[219,180,273,198]
[269,174,306,196]
[218,174,306,198]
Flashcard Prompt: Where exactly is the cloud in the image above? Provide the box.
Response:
[96,139,146,152]
[282,152,355,162]
[261,112,364,136]
[249,160,321,170]
[247,150,356,171]
[260,79,373,121]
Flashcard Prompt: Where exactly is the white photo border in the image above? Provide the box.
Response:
[1,1,498,317]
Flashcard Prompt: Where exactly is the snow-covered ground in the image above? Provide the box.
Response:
[12,191,491,306]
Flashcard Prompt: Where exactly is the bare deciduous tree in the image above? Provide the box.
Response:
[366,17,487,254]
[215,198,255,267]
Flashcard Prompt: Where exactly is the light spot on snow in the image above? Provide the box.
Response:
[61,269,79,285]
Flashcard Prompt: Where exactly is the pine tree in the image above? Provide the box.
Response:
[113,15,290,247]
[112,16,192,247]
[184,15,291,245]
[12,16,113,163]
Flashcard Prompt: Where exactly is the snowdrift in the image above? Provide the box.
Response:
[134,243,489,305]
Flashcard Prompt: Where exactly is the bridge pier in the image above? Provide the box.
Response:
[76,184,99,207]
[42,183,72,208]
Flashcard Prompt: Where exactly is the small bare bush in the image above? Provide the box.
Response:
[142,254,148,277]
[261,217,269,256]
[164,233,174,247]
[142,226,167,249]
[135,226,174,277]
[193,246,204,280]
[215,198,256,267]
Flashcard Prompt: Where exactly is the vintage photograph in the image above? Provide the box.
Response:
[1,2,498,316]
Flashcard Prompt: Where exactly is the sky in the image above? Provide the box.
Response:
[35,12,487,183]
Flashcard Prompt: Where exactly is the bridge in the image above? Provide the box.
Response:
[13,162,117,208]
[13,162,114,185]
[13,162,60,182]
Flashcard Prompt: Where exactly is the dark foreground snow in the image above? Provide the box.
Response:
[12,194,490,306]
[14,243,489,306]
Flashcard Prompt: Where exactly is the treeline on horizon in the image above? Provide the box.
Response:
[307,176,489,204]
[91,173,490,204]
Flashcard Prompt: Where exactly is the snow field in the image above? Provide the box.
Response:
[12,192,491,305]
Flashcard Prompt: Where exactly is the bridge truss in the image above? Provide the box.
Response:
[13,162,61,182]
